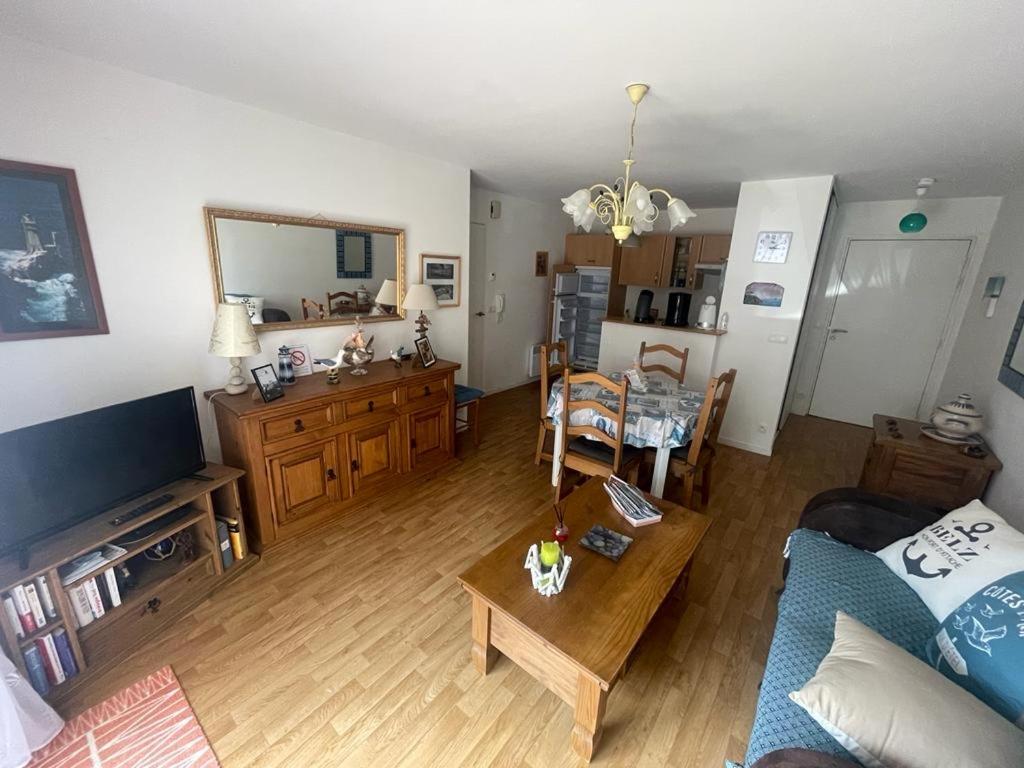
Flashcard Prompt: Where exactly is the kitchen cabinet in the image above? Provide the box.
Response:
[617,234,673,287]
[698,234,731,265]
[565,234,616,267]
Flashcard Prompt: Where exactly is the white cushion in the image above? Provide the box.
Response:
[790,611,1024,768]
[874,499,1024,620]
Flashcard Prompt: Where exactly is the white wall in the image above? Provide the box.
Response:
[939,185,1024,528]
[0,36,470,460]
[715,176,834,455]
[622,207,737,323]
[469,188,569,393]
[788,196,1002,418]
[218,222,397,320]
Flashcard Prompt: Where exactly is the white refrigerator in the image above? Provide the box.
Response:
[550,267,611,371]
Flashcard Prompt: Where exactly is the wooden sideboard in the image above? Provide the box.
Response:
[207,359,460,552]
[859,413,1002,510]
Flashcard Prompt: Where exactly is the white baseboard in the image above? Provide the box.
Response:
[718,436,774,457]
[481,376,539,397]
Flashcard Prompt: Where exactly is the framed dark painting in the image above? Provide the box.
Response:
[0,159,108,341]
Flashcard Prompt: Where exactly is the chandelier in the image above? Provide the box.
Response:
[561,83,695,244]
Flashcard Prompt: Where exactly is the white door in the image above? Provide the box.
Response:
[809,238,970,426]
[467,222,487,390]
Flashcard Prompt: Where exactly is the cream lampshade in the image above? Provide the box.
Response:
[209,302,261,395]
[402,283,439,339]
[375,279,398,312]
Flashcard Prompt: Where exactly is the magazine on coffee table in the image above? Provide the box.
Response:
[604,475,663,527]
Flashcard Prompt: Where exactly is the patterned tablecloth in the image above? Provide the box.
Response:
[547,372,706,451]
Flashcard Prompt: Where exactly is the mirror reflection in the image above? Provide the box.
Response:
[207,209,404,329]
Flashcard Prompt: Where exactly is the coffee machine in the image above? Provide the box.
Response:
[633,290,655,324]
[664,292,692,327]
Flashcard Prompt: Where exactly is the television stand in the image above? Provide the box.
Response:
[0,463,255,710]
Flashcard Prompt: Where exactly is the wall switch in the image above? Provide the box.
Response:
[768,333,789,344]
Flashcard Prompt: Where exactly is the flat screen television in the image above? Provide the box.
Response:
[0,387,206,558]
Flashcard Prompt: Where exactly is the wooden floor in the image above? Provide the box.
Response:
[57,385,872,767]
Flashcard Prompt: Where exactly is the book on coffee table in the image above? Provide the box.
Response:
[579,524,633,562]
[604,475,663,527]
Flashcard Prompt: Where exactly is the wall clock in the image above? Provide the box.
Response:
[753,231,792,263]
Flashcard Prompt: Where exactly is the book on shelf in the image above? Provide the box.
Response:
[22,645,49,696]
[95,572,112,610]
[67,585,94,628]
[59,543,128,586]
[217,515,247,561]
[82,578,106,620]
[35,575,58,620]
[102,568,122,608]
[603,475,663,527]
[36,634,65,686]
[10,585,37,635]
[24,583,48,629]
[215,519,234,570]
[3,596,24,639]
[52,628,79,679]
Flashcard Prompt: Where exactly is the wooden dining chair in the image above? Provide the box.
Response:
[555,368,642,501]
[326,290,357,316]
[301,297,326,320]
[667,369,737,508]
[638,341,689,384]
[534,341,570,465]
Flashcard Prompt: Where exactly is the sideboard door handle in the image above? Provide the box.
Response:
[368,400,374,412]
[294,418,305,432]
[326,468,337,480]
[424,385,431,396]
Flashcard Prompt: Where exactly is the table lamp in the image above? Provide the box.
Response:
[209,302,261,394]
[375,279,398,314]
[402,283,439,338]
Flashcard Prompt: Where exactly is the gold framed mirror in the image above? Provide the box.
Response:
[204,207,405,332]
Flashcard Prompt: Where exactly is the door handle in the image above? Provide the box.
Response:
[368,400,374,412]
[350,460,359,472]
[326,468,337,480]
[294,418,305,432]
[828,328,848,334]
[475,311,486,317]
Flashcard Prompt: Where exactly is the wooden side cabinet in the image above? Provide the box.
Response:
[858,414,1002,510]
[209,360,460,551]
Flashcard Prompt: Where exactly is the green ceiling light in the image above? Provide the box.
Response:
[899,177,934,233]
[899,212,928,232]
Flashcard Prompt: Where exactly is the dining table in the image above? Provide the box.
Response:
[546,371,706,499]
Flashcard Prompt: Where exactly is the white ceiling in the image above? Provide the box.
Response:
[3,1,1023,207]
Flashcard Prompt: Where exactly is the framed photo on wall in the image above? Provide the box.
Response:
[0,159,108,342]
[420,254,461,308]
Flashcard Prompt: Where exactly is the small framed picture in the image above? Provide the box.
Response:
[414,336,437,368]
[420,254,461,308]
[535,251,549,277]
[251,364,285,402]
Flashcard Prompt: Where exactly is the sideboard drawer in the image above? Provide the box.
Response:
[340,390,398,422]
[260,404,334,443]
[405,376,448,407]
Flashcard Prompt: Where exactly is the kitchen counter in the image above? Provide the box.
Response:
[602,317,727,336]
[598,317,725,388]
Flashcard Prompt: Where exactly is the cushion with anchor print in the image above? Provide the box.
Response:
[925,570,1024,728]
[875,500,1024,621]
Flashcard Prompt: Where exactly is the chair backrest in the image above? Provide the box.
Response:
[539,341,569,420]
[327,291,357,316]
[684,368,737,466]
[301,297,325,320]
[638,341,689,384]
[560,367,631,470]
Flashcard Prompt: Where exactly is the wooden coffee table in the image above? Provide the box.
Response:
[457,477,710,761]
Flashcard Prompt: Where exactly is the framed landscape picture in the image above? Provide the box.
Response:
[0,159,108,342]
[420,253,461,308]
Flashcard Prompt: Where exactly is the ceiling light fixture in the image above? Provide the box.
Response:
[899,177,933,233]
[561,83,695,245]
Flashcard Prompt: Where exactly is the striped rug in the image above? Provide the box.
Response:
[28,666,218,768]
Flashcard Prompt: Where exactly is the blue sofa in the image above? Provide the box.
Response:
[734,489,945,768]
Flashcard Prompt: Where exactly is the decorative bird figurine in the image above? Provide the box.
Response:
[314,349,345,384]
[389,347,405,368]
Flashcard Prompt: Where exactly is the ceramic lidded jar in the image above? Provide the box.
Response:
[930,393,984,439]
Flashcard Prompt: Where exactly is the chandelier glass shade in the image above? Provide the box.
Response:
[561,83,695,244]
